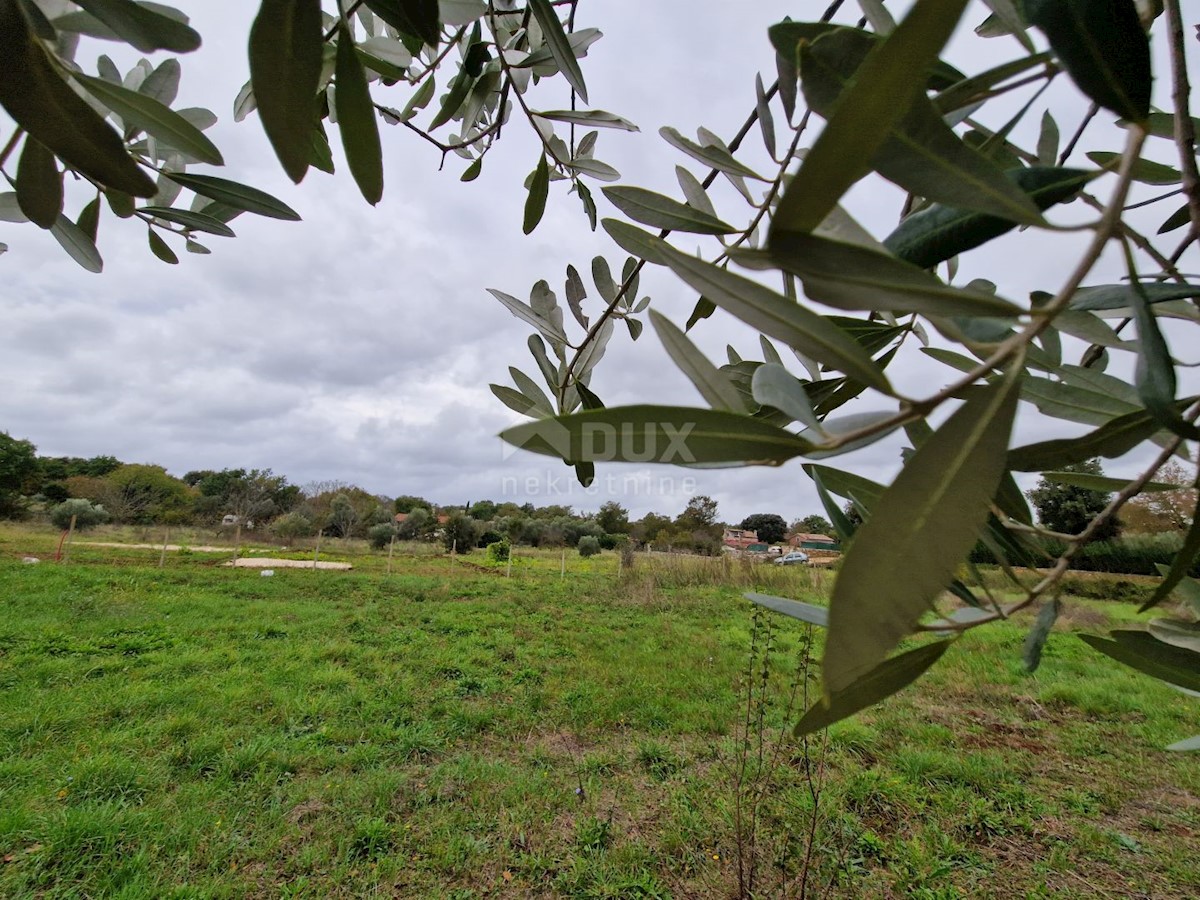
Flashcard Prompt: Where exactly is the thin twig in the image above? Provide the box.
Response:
[1058,103,1098,165]
[0,129,23,170]
[1164,0,1200,253]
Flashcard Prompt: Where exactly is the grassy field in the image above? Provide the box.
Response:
[1,523,1198,898]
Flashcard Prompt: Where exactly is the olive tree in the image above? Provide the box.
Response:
[1,0,1197,747]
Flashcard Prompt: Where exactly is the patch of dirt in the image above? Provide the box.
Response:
[224,558,352,570]
[78,541,234,552]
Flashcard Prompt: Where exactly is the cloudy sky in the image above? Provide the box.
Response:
[2,1,1197,524]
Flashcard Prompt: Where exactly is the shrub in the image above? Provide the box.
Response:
[442,512,479,554]
[49,498,109,531]
[272,511,315,542]
[486,539,511,562]
[578,536,601,558]
[368,523,396,550]
[477,528,504,549]
[599,532,628,550]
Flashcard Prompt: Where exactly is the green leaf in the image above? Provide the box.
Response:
[933,51,1055,116]
[1042,471,1174,493]
[528,0,588,103]
[334,22,384,205]
[363,0,440,47]
[77,197,101,243]
[534,109,637,131]
[428,68,474,130]
[0,4,155,197]
[752,365,822,431]
[803,464,887,509]
[15,137,62,229]
[787,27,1043,231]
[1158,204,1190,235]
[73,0,200,53]
[769,0,974,236]
[1079,631,1200,693]
[1142,516,1200,612]
[523,153,550,235]
[602,186,734,235]
[982,0,1034,51]
[138,206,236,237]
[1086,151,1182,185]
[659,127,765,181]
[771,233,1022,318]
[77,74,223,166]
[508,367,554,417]
[147,226,179,264]
[657,245,891,392]
[1068,282,1200,312]
[499,405,814,466]
[164,173,300,221]
[487,288,569,344]
[460,158,482,182]
[490,384,539,417]
[747,592,829,628]
[884,167,1091,269]
[50,214,103,273]
[601,219,666,264]
[1128,275,1200,441]
[824,368,1019,692]
[138,58,181,108]
[567,157,620,182]
[1148,619,1200,655]
[250,0,323,183]
[650,311,746,412]
[1020,376,1138,427]
[1008,400,1197,471]
[1026,0,1151,122]
[796,641,952,735]
[1023,598,1060,672]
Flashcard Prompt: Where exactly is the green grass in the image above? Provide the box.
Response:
[1,524,1198,898]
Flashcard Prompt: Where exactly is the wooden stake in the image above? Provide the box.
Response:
[234,522,242,564]
[159,527,170,568]
[506,548,513,578]
[63,514,77,564]
[387,534,396,574]
[313,530,322,569]
[561,547,566,579]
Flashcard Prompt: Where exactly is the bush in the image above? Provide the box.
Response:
[442,512,480,554]
[272,511,315,542]
[599,533,628,550]
[578,536,601,558]
[49,499,109,531]
[477,529,504,549]
[368,523,397,550]
[486,539,511,562]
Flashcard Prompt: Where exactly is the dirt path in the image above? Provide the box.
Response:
[224,558,352,570]
[78,541,234,552]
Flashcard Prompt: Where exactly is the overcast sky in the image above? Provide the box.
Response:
[2,1,1197,524]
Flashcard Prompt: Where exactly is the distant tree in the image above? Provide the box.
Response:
[397,507,432,540]
[631,512,672,546]
[596,501,630,534]
[49,498,109,531]
[468,500,498,521]
[368,522,397,550]
[676,495,719,532]
[394,495,433,514]
[794,514,834,537]
[0,432,38,518]
[578,535,602,558]
[40,482,70,504]
[1122,461,1196,533]
[842,502,864,529]
[327,493,362,539]
[739,513,787,544]
[1028,459,1121,541]
[272,511,315,542]
[100,465,194,524]
[442,513,480,554]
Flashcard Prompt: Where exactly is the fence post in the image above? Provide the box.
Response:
[387,534,396,575]
[233,522,242,565]
[159,527,170,568]
[63,514,77,564]
[313,530,322,569]
[561,547,566,580]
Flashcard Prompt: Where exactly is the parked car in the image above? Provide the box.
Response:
[767,546,784,556]
[774,551,809,566]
